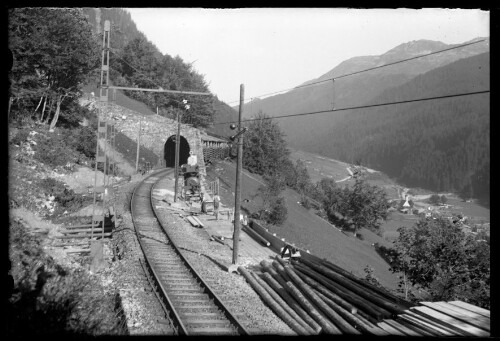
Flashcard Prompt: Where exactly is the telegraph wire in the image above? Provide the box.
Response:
[113,89,490,136]
[224,39,487,105]
[212,90,490,126]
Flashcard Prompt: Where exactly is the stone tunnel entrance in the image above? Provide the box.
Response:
[164,135,190,167]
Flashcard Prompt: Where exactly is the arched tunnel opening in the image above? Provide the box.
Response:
[164,135,190,167]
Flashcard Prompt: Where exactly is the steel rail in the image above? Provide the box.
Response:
[131,168,249,335]
[150,175,250,335]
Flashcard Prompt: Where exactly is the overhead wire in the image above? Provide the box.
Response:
[223,39,487,105]
[212,90,490,126]
[101,39,488,135]
[113,88,490,136]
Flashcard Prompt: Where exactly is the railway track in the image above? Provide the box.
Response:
[131,168,249,335]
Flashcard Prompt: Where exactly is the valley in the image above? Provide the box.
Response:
[288,148,490,245]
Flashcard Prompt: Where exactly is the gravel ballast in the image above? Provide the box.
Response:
[151,176,295,335]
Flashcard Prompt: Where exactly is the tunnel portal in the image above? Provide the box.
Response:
[164,135,190,167]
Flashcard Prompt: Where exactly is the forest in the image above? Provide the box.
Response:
[83,8,237,134]
[311,53,490,204]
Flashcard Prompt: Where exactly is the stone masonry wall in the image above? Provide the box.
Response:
[100,103,207,182]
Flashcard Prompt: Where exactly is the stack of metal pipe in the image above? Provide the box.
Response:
[238,254,413,335]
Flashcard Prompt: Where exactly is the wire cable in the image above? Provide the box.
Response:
[224,39,487,105]
[212,90,490,126]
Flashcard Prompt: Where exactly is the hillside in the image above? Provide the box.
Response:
[239,38,489,150]
[83,7,236,136]
[311,52,490,203]
[206,160,400,291]
[207,97,238,138]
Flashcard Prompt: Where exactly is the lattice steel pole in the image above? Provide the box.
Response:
[92,19,110,240]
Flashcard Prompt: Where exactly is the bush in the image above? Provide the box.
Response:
[428,194,441,205]
[8,220,122,335]
[363,265,382,288]
[33,134,75,167]
[300,194,312,209]
[11,129,30,145]
[38,177,88,214]
[64,125,96,159]
[267,197,288,225]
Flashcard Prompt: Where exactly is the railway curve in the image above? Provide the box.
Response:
[131,168,249,335]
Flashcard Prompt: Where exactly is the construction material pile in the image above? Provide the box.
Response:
[238,254,413,335]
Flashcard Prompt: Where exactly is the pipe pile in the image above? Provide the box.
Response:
[238,254,414,335]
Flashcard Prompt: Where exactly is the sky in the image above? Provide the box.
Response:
[126,8,489,105]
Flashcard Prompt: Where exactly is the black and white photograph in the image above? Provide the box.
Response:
[7,7,490,336]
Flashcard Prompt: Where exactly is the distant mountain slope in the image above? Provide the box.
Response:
[207,98,237,138]
[240,38,489,149]
[312,52,490,202]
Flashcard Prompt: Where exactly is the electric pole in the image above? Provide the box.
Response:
[232,84,245,265]
[174,110,181,202]
[174,99,190,202]
[135,116,142,172]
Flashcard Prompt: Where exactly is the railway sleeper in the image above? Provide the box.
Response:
[146,249,176,254]
[174,301,214,308]
[177,306,221,315]
[184,320,234,329]
[157,271,193,278]
[161,278,199,284]
[156,271,196,278]
[168,288,207,294]
[165,286,205,292]
[184,318,231,326]
[187,326,236,335]
[180,312,227,320]
[157,274,194,281]
[142,244,172,250]
[151,262,185,268]
[150,260,184,266]
[169,292,208,300]
[146,252,178,257]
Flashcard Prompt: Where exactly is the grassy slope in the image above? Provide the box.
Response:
[207,160,400,291]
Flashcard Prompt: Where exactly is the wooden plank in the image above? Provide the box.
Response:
[55,232,112,239]
[60,228,105,234]
[384,319,422,337]
[421,302,490,332]
[186,216,199,227]
[396,316,436,337]
[436,302,489,323]
[448,301,490,318]
[405,310,464,336]
[410,306,489,337]
[192,216,205,228]
[398,313,452,336]
[377,321,406,336]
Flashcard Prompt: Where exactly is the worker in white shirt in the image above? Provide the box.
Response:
[187,151,197,166]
